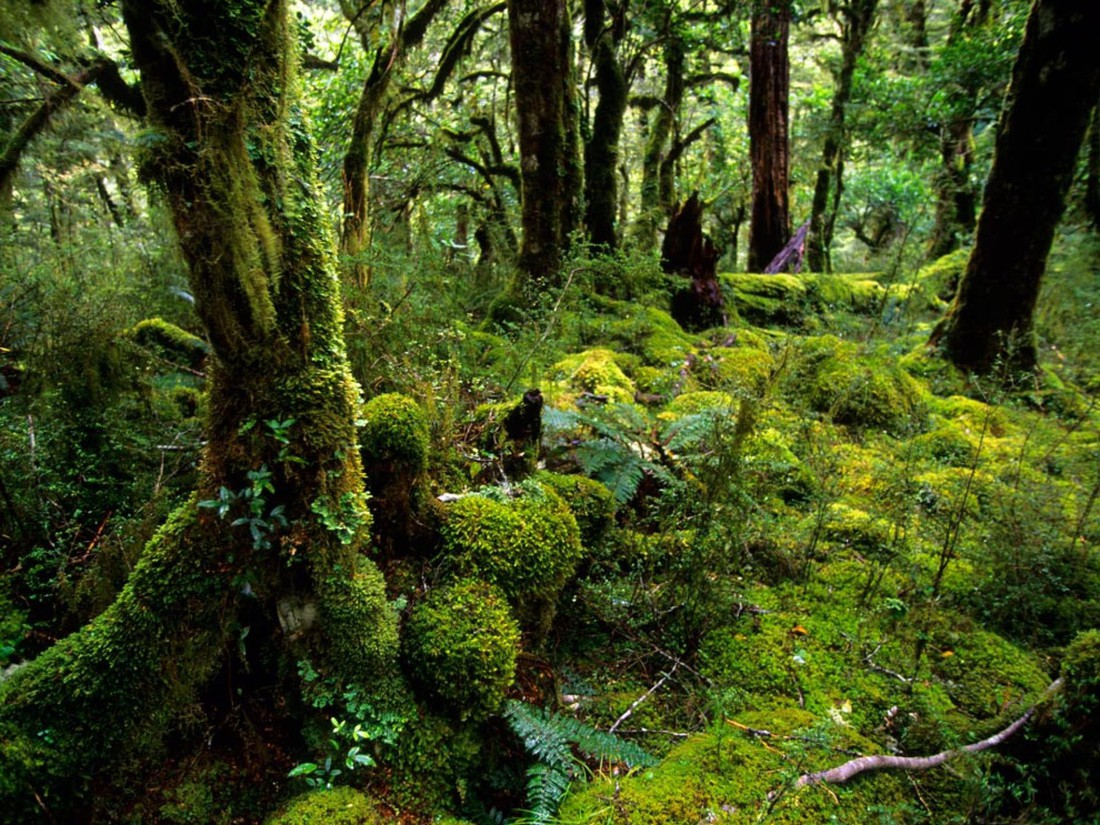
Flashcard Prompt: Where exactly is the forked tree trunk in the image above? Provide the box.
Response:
[930,0,1100,375]
[0,1,396,818]
[748,0,791,272]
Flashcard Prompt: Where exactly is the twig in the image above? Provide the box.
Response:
[608,662,679,734]
[796,679,1062,787]
[613,727,691,739]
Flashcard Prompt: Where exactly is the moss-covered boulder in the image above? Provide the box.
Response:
[358,392,430,476]
[549,347,636,406]
[534,471,617,548]
[265,786,384,825]
[402,579,520,721]
[722,272,809,326]
[439,483,583,606]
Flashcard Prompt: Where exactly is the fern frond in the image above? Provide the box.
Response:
[519,762,573,825]
[505,701,573,769]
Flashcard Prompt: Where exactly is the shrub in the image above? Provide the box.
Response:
[402,579,520,721]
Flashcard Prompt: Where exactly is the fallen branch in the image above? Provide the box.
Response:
[608,663,679,734]
[796,679,1062,788]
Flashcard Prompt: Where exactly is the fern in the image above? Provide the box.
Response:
[505,700,657,824]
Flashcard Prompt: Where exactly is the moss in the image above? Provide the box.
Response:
[792,336,926,431]
[915,248,970,304]
[359,392,430,475]
[129,317,209,369]
[549,347,636,405]
[589,299,698,366]
[822,503,895,559]
[742,427,815,503]
[264,786,384,825]
[533,471,617,547]
[710,346,775,394]
[659,390,735,420]
[805,273,889,313]
[439,483,583,605]
[385,710,482,813]
[315,557,399,681]
[558,714,910,824]
[912,423,980,465]
[402,579,519,721]
[721,273,809,327]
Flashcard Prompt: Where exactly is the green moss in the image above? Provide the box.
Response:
[912,423,980,465]
[721,273,809,327]
[822,503,895,559]
[661,390,735,418]
[314,557,399,681]
[805,273,890,313]
[358,392,430,474]
[439,483,583,604]
[533,471,617,547]
[549,347,636,405]
[710,346,775,394]
[264,786,384,825]
[385,710,482,813]
[129,318,209,369]
[915,248,970,305]
[402,579,519,721]
[792,336,926,431]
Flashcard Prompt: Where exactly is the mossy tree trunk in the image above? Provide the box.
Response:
[508,0,583,284]
[632,33,684,253]
[747,0,791,272]
[1087,94,1100,230]
[583,0,628,250]
[340,0,449,287]
[0,1,396,818]
[930,0,1100,375]
[806,0,878,273]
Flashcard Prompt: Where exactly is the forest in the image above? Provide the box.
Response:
[1,0,1099,822]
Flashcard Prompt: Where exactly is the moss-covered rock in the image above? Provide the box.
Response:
[439,483,583,605]
[534,471,617,547]
[264,786,384,825]
[549,347,636,405]
[402,579,520,721]
[915,248,969,305]
[359,392,430,475]
[791,336,926,431]
[722,272,810,327]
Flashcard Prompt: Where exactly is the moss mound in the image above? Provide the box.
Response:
[439,483,583,603]
[534,471,617,547]
[549,347,636,405]
[358,392,430,474]
[402,579,520,721]
[265,786,384,825]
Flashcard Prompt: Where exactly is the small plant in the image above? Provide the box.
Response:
[287,716,378,790]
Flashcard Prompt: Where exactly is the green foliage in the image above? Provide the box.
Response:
[439,483,583,604]
[402,579,519,721]
[533,471,617,547]
[505,700,656,824]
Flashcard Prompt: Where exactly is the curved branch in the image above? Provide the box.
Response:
[796,679,1062,788]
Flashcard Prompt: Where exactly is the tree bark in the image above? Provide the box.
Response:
[748,0,792,272]
[583,0,628,250]
[340,0,449,286]
[0,1,397,818]
[508,0,583,284]
[930,0,1100,375]
[807,0,878,272]
[1087,95,1100,229]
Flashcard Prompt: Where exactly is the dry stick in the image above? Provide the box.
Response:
[795,679,1062,788]
[608,662,679,734]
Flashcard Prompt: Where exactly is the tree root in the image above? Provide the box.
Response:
[795,678,1062,787]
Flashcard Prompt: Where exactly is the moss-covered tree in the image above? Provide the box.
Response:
[0,0,398,818]
[930,0,1100,374]
[507,0,583,283]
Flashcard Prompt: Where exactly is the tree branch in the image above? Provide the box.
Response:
[795,679,1062,788]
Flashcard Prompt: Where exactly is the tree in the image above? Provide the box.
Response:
[806,0,879,272]
[930,0,1100,375]
[582,0,629,250]
[747,0,791,272]
[340,0,450,286]
[0,0,397,818]
[507,0,583,283]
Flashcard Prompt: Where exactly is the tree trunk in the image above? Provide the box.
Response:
[508,0,583,284]
[634,34,685,252]
[1087,95,1100,229]
[664,194,725,332]
[927,118,978,258]
[0,1,397,818]
[930,0,1100,376]
[340,0,449,286]
[748,0,791,272]
[583,0,628,250]
[807,0,878,272]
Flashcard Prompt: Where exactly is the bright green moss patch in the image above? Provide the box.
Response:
[915,248,969,304]
[549,347,636,405]
[129,318,209,369]
[439,483,583,603]
[402,579,519,721]
[358,392,430,474]
[534,471,617,547]
[265,786,385,825]
[315,557,399,681]
[662,390,735,417]
[722,272,809,326]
